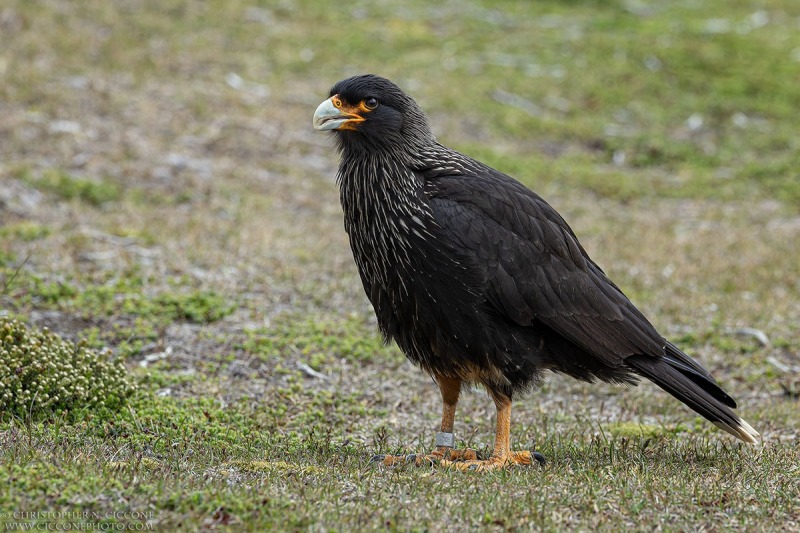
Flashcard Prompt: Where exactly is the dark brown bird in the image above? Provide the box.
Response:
[313,74,758,470]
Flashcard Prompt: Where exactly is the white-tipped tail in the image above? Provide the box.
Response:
[713,418,760,444]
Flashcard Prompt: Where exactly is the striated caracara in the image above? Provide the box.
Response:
[312,74,758,471]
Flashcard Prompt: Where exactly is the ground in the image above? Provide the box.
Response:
[1,0,799,530]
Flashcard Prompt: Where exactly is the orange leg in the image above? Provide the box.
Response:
[442,389,543,471]
[428,375,479,462]
[373,375,479,466]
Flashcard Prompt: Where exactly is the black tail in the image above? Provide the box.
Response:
[626,342,759,444]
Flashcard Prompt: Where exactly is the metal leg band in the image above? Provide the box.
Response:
[435,432,455,448]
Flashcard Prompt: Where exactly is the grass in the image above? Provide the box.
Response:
[1,0,799,530]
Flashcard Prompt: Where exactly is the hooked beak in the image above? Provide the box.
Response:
[312,96,365,131]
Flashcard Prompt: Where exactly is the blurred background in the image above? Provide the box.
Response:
[1,0,799,528]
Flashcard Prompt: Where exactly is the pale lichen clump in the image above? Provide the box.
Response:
[0,317,136,419]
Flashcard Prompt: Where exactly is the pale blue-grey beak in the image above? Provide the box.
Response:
[312,97,363,131]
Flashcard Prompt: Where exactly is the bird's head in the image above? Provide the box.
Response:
[312,74,434,155]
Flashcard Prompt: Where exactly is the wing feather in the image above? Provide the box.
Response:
[427,170,666,366]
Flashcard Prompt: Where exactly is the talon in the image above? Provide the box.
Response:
[370,448,490,468]
[441,450,536,472]
[439,447,480,462]
[372,454,410,467]
[371,451,447,467]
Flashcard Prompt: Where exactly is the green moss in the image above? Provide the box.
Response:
[5,268,235,324]
[0,249,16,268]
[29,277,79,304]
[242,315,401,366]
[152,291,236,323]
[82,319,160,358]
[603,422,678,440]
[24,169,122,206]
[0,222,51,242]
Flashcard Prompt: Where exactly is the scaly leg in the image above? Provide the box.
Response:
[442,389,544,471]
[373,375,479,466]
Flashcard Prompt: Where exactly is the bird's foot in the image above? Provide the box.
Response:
[371,446,480,467]
[441,450,546,472]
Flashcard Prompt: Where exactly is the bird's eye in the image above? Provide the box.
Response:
[364,97,379,110]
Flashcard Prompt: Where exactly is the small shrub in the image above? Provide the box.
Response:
[0,317,136,420]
